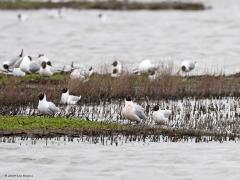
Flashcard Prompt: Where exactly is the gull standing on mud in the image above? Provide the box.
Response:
[122,96,147,124]
[60,88,81,105]
[19,56,40,73]
[38,93,60,115]
[152,105,172,125]
[111,60,122,78]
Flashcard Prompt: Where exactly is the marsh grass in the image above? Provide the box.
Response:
[0,1,206,11]
[1,72,240,105]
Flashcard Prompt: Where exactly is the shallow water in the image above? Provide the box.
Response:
[0,138,240,180]
[0,0,240,74]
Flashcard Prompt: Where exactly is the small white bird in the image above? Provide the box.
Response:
[70,67,93,81]
[2,49,24,71]
[148,70,157,81]
[98,13,108,23]
[180,60,196,73]
[111,61,122,78]
[6,68,26,77]
[60,88,81,105]
[17,13,28,22]
[122,96,147,124]
[152,105,172,125]
[39,61,53,76]
[38,93,60,115]
[19,56,40,73]
[138,59,155,73]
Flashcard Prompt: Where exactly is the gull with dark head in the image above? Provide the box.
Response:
[60,88,81,105]
[70,66,93,82]
[39,61,53,76]
[152,105,172,125]
[19,56,40,73]
[38,93,60,115]
[2,49,24,72]
[180,60,197,73]
[122,96,147,124]
[111,60,122,78]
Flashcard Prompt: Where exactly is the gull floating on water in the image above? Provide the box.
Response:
[2,49,24,71]
[70,66,93,81]
[17,13,28,22]
[152,105,172,125]
[60,88,81,105]
[19,56,40,73]
[180,60,196,73]
[98,13,108,23]
[122,96,147,124]
[38,93,60,115]
[111,60,122,78]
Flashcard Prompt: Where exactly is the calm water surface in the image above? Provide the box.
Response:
[0,0,239,74]
[0,139,240,180]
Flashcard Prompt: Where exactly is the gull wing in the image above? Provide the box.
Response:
[29,62,40,73]
[134,103,147,120]
[48,102,60,114]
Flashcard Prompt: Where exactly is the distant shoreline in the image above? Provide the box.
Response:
[0,1,207,11]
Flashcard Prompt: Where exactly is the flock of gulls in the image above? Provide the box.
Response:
[0,49,197,125]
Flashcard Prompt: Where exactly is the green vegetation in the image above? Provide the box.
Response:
[0,1,206,11]
[0,116,238,142]
[0,73,67,85]
[0,116,121,131]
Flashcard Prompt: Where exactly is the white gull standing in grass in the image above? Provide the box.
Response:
[19,56,40,73]
[138,59,155,73]
[122,96,147,124]
[60,88,81,105]
[38,93,60,115]
[39,61,54,76]
[111,60,122,78]
[180,60,197,73]
[152,105,172,125]
[70,66,93,81]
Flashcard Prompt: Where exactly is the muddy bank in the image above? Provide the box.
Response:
[0,1,207,11]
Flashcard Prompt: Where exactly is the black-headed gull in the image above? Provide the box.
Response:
[152,105,171,125]
[60,88,81,105]
[180,60,196,73]
[138,59,155,73]
[70,66,93,81]
[38,93,60,115]
[2,49,24,71]
[17,13,28,22]
[148,70,157,81]
[122,96,147,123]
[111,61,122,78]
[39,61,53,76]
[19,56,40,73]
